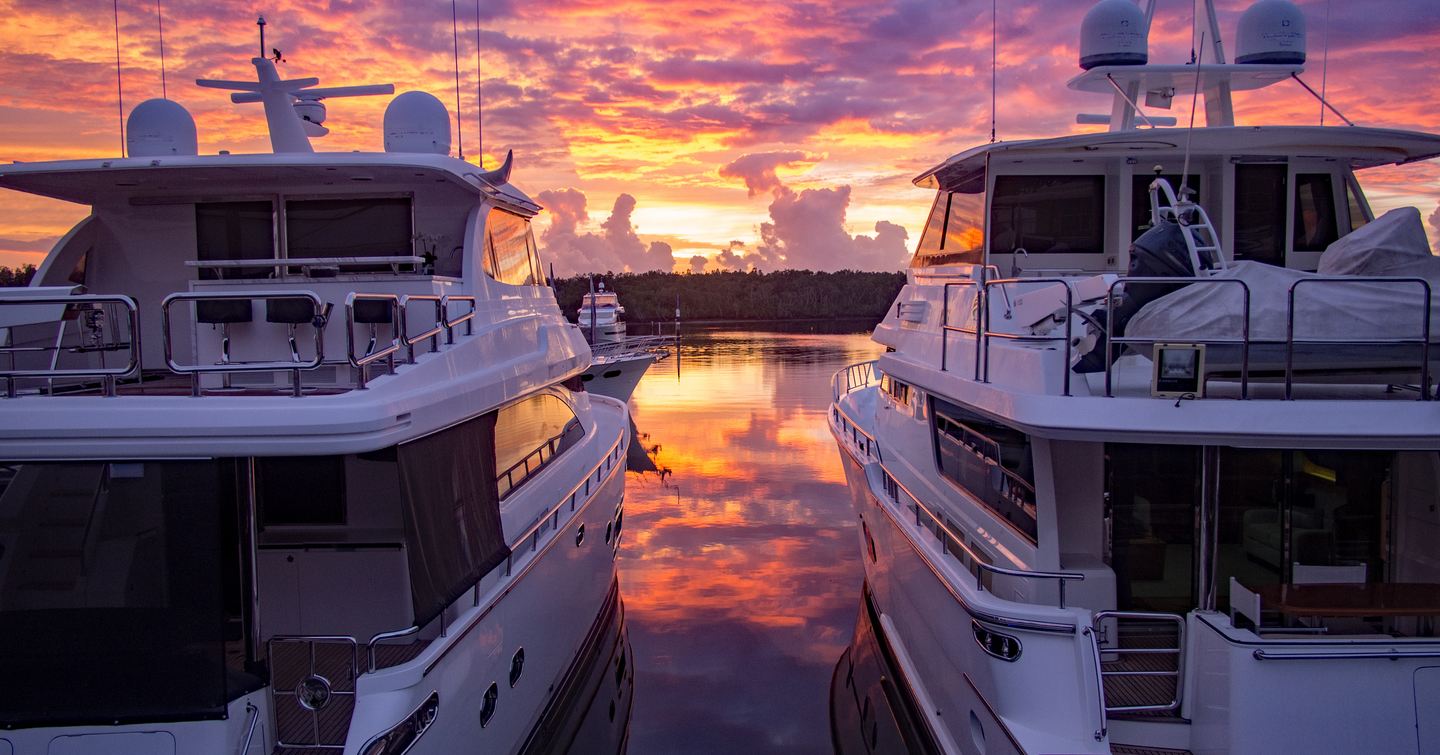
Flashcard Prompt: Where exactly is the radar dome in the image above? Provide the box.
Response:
[383,92,451,155]
[126,99,197,157]
[1235,0,1306,65]
[1079,0,1148,70]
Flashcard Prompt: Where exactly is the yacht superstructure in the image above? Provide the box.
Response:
[0,41,629,755]
[830,2,1440,753]
[577,285,626,344]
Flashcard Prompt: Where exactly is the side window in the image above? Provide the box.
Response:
[484,209,542,286]
[880,373,911,406]
[931,398,1037,541]
[911,190,985,267]
[1293,173,1339,252]
[285,197,413,264]
[495,394,584,498]
[989,175,1104,255]
[1232,164,1287,265]
[1345,175,1370,233]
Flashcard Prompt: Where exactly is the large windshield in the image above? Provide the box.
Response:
[0,460,250,727]
[911,189,986,268]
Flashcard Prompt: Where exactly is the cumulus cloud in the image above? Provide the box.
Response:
[719,151,819,197]
[1430,202,1440,254]
[687,254,708,273]
[536,189,676,275]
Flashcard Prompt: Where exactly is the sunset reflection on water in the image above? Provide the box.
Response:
[616,325,884,753]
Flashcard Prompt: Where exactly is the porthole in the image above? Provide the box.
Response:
[575,524,585,546]
[479,682,498,727]
[581,373,595,382]
[605,522,613,543]
[602,369,622,379]
[509,648,525,688]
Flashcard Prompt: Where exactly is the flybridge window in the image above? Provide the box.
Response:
[285,197,413,264]
[912,190,986,267]
[495,393,584,499]
[931,398,1037,541]
[880,373,911,406]
[196,201,275,280]
[484,209,546,286]
[989,175,1105,255]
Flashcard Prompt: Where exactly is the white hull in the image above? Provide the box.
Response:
[582,352,657,403]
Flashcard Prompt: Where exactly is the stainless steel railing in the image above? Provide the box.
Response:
[0,294,141,398]
[939,274,1075,396]
[162,290,328,398]
[1104,277,1251,399]
[346,292,401,389]
[1284,276,1431,400]
[1092,610,1186,714]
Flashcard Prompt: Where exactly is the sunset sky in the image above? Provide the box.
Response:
[1,0,1438,273]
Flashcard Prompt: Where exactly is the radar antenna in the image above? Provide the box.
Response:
[197,25,393,153]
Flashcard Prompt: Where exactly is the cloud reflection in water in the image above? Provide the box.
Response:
[618,326,884,753]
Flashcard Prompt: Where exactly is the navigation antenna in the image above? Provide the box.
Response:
[156,0,168,98]
[450,0,465,161]
[113,0,125,157]
[989,0,997,142]
[257,15,266,59]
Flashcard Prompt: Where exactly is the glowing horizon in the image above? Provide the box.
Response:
[1,0,1437,272]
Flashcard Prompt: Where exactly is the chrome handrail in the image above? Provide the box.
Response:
[1092,610,1185,713]
[238,702,260,754]
[440,295,476,344]
[0,294,141,398]
[1285,276,1431,400]
[878,464,1084,608]
[940,277,985,380]
[1104,277,1252,398]
[162,290,327,398]
[830,359,878,401]
[346,292,401,389]
[1083,625,1108,742]
[398,294,444,364]
[983,277,1075,396]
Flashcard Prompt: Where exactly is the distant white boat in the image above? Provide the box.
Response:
[831,1,1440,753]
[0,24,629,755]
[576,284,626,343]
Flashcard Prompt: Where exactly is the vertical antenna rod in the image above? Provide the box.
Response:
[113,0,126,157]
[1319,0,1332,125]
[990,0,997,143]
[156,0,167,98]
[450,0,465,160]
[474,0,484,163]
[257,15,266,59]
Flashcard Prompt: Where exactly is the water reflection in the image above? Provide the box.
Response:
[830,587,942,755]
[618,325,885,752]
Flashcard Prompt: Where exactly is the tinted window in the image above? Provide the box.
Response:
[913,190,986,267]
[1345,177,1370,232]
[495,393,584,498]
[1131,174,1202,242]
[257,456,346,526]
[196,201,274,280]
[989,175,1104,255]
[1233,164,1286,265]
[285,198,413,268]
[485,209,544,286]
[932,398,1037,541]
[1293,173,1339,252]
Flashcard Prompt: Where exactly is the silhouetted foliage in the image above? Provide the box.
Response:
[0,265,36,287]
[554,269,905,322]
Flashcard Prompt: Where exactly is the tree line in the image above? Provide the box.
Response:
[0,265,36,287]
[553,269,905,322]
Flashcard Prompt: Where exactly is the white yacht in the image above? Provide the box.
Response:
[0,41,630,755]
[830,2,1440,753]
[579,335,673,403]
[576,285,626,343]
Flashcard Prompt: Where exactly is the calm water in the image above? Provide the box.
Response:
[615,324,886,753]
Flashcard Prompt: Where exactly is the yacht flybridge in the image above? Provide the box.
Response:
[831,1,1440,753]
[0,38,630,755]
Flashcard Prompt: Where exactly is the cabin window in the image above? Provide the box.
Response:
[1131,174,1203,241]
[0,459,247,726]
[495,393,584,499]
[196,201,275,280]
[989,175,1104,255]
[285,197,413,270]
[1292,174,1339,252]
[256,455,347,527]
[931,398,1037,541]
[1345,176,1370,232]
[484,209,545,286]
[912,189,985,267]
[879,373,910,406]
[1233,164,1286,265]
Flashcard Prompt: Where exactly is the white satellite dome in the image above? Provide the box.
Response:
[126,98,198,157]
[383,92,451,155]
[1235,0,1306,65]
[1079,0,1149,70]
